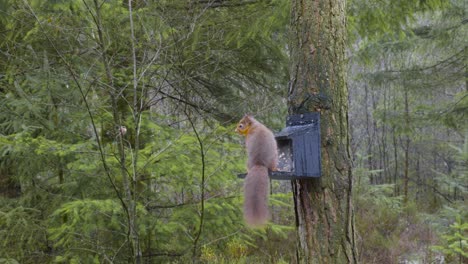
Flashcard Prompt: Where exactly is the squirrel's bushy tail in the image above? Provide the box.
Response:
[244,165,269,227]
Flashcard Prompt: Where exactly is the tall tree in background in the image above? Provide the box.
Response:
[289,0,357,262]
[347,0,466,262]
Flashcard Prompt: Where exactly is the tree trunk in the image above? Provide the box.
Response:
[392,95,399,196]
[403,88,410,205]
[371,89,379,183]
[289,0,358,262]
[381,86,388,184]
[364,84,374,184]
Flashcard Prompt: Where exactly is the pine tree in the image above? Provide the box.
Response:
[289,0,358,262]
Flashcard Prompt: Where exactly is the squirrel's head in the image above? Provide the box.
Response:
[235,115,255,136]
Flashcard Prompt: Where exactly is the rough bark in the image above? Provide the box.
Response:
[289,0,358,262]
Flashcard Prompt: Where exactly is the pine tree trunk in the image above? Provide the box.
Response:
[381,87,388,183]
[403,88,410,205]
[289,0,358,262]
[393,95,399,196]
[364,84,374,184]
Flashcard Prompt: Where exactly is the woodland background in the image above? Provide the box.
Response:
[0,0,466,263]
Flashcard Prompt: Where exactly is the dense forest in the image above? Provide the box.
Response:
[0,0,466,263]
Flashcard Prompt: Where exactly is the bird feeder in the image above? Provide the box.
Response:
[239,112,321,180]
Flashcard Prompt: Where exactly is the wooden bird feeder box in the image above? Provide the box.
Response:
[239,112,321,180]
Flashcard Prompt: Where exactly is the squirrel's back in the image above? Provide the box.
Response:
[245,121,278,170]
[236,115,278,227]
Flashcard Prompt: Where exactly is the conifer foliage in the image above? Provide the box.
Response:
[0,0,466,263]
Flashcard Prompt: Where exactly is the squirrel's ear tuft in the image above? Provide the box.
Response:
[244,114,253,122]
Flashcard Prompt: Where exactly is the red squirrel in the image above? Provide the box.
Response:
[236,115,278,227]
